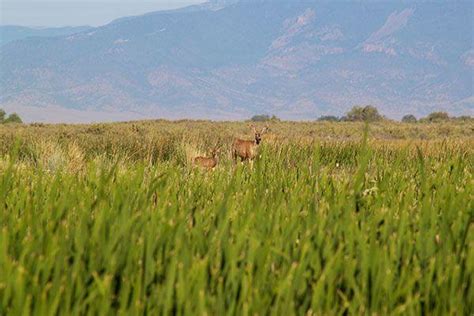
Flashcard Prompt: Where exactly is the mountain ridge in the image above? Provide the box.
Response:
[0,25,93,46]
[0,1,472,123]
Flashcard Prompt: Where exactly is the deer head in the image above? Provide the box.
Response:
[251,126,268,145]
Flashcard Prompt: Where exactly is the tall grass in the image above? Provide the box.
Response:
[0,121,473,314]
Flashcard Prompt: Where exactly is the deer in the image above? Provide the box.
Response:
[232,126,268,162]
[193,146,220,169]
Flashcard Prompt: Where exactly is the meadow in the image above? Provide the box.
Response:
[0,120,473,315]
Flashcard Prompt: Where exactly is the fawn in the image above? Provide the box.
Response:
[193,146,220,169]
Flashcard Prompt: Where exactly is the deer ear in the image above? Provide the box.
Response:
[261,126,268,134]
[251,125,257,133]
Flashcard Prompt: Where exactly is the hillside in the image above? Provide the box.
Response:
[0,25,92,46]
[0,0,472,122]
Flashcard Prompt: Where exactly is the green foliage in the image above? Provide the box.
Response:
[4,113,23,124]
[0,109,22,124]
[344,105,383,122]
[401,114,417,123]
[0,121,473,314]
[317,115,340,122]
[425,111,450,122]
[251,114,279,122]
[418,113,472,123]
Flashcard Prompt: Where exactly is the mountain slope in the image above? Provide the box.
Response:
[0,25,93,46]
[0,0,472,122]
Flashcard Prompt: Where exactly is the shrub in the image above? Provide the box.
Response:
[251,114,279,122]
[0,109,23,124]
[425,112,449,122]
[345,105,383,122]
[401,114,417,123]
[4,113,23,124]
[318,115,340,122]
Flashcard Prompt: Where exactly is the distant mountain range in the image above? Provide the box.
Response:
[0,0,472,123]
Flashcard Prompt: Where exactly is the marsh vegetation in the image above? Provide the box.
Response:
[0,120,472,314]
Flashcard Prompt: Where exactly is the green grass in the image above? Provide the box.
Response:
[0,121,473,314]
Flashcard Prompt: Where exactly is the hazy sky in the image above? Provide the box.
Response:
[0,0,206,27]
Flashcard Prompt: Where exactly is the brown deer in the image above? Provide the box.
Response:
[232,126,268,162]
[193,146,220,169]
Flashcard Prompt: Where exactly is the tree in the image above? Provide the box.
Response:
[317,115,340,122]
[0,109,5,123]
[425,111,449,122]
[250,114,279,122]
[401,114,417,123]
[4,113,23,124]
[345,105,383,122]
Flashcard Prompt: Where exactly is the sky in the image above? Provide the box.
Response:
[0,0,206,27]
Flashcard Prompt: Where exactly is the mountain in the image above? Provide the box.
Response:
[0,25,93,46]
[0,0,472,123]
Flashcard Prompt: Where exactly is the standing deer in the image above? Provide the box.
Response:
[232,126,268,162]
[193,146,220,169]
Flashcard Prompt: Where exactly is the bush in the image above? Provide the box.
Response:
[0,109,23,124]
[0,109,5,122]
[424,112,449,122]
[345,105,383,122]
[4,113,23,124]
[318,115,340,122]
[401,114,417,123]
[251,114,279,122]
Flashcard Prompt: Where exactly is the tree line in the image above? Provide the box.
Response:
[322,106,471,123]
[0,109,22,124]
[1,107,470,125]
[252,105,472,123]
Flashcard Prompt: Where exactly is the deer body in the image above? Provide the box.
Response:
[232,139,258,161]
[232,126,267,161]
[193,156,218,169]
[193,147,220,169]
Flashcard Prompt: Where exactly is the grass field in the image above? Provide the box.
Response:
[0,120,473,314]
